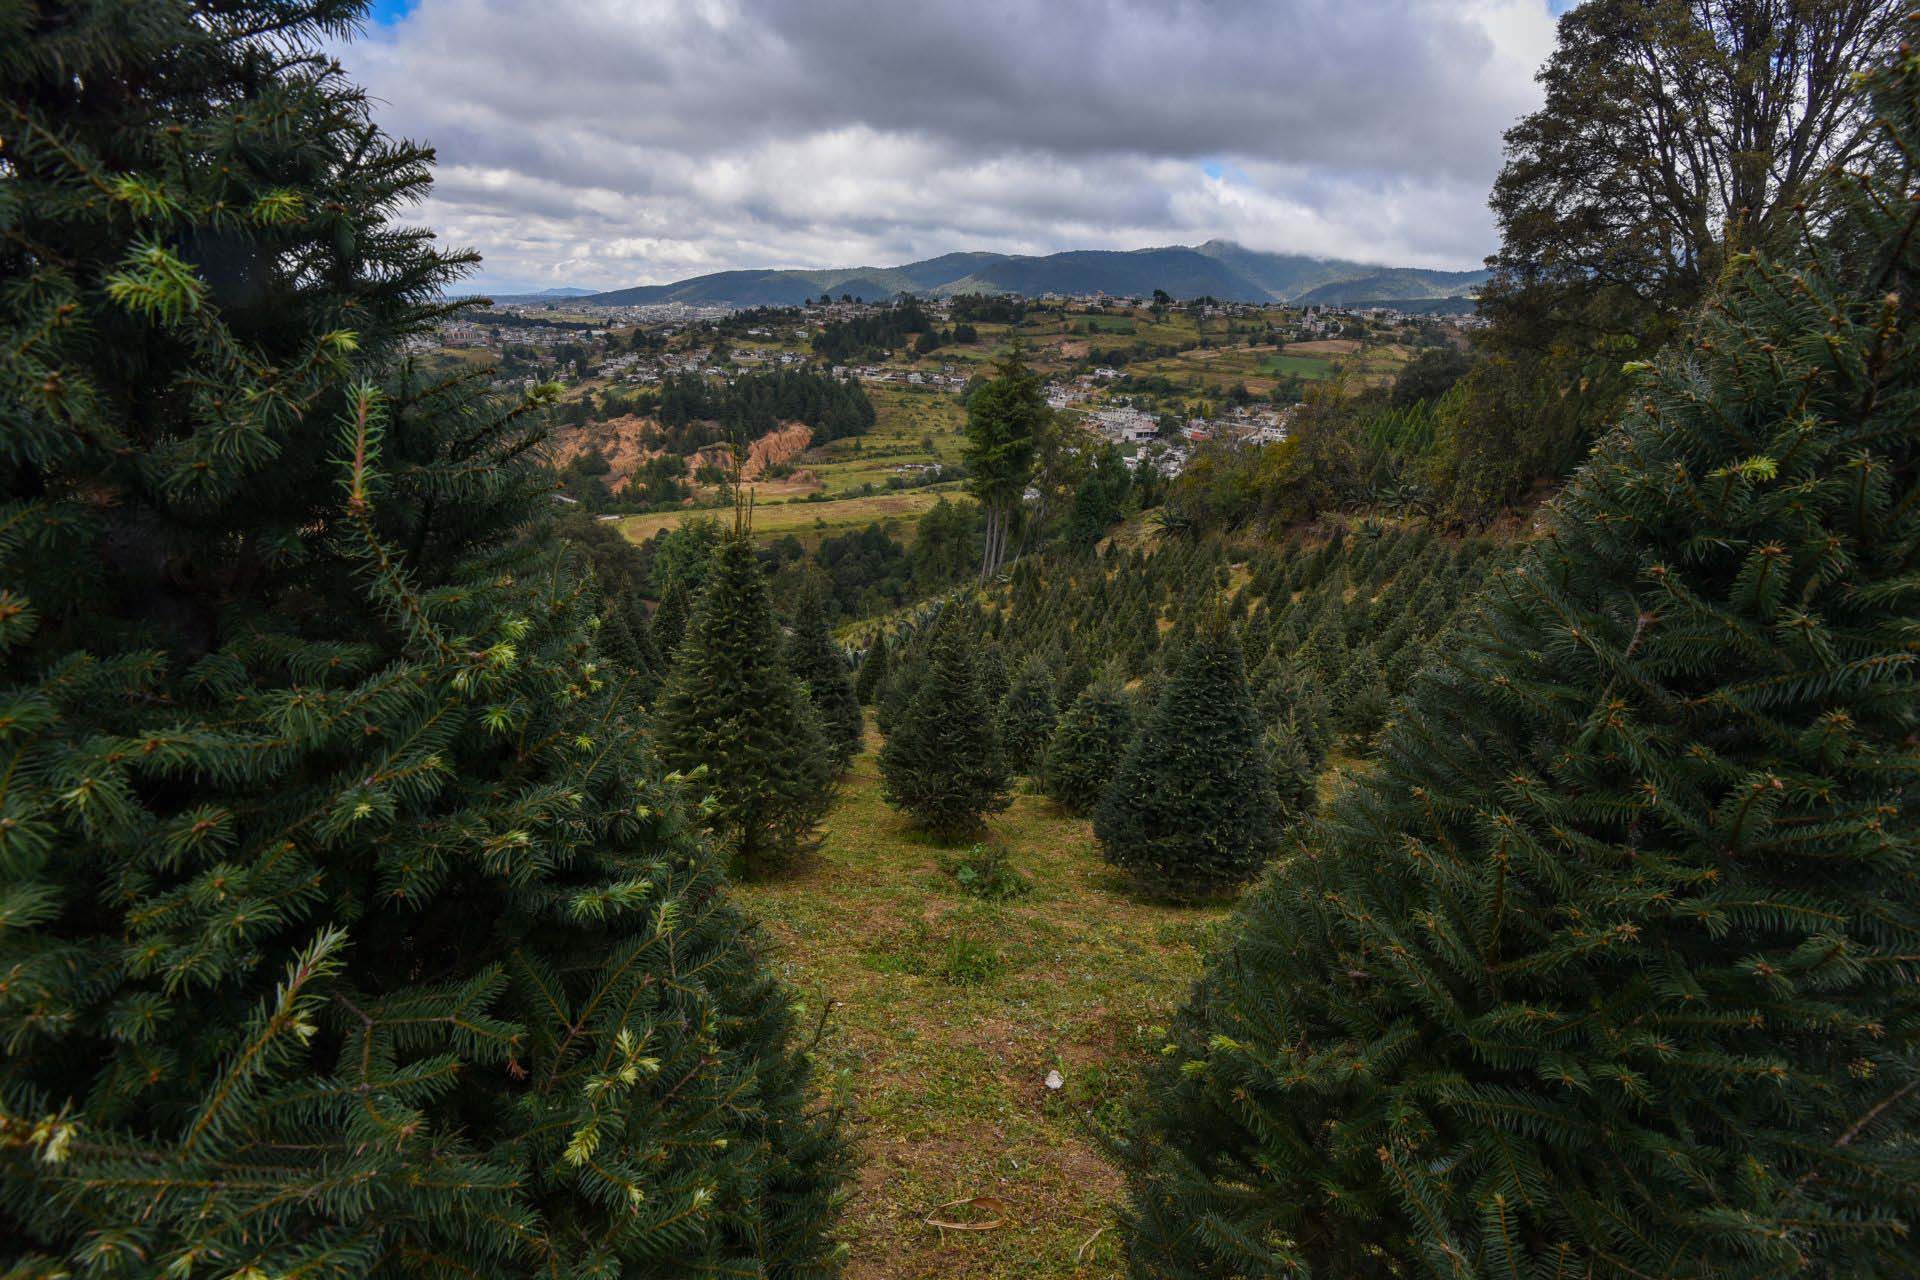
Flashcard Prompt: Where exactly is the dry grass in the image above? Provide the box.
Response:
[736,720,1228,1277]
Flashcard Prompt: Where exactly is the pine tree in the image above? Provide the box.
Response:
[1094,610,1279,897]
[854,630,890,705]
[975,641,1011,708]
[998,657,1059,775]
[962,339,1046,577]
[624,590,666,697]
[1262,717,1318,821]
[1042,680,1136,816]
[598,591,663,705]
[0,4,848,1272]
[879,620,1011,840]
[874,652,924,737]
[787,584,863,770]
[653,572,692,656]
[1126,40,1920,1278]
[656,527,834,876]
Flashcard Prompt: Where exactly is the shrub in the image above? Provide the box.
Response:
[942,843,1033,902]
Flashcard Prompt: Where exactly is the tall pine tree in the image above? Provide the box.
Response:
[1094,610,1278,897]
[1126,36,1920,1278]
[655,525,834,876]
[0,3,848,1272]
[653,572,692,657]
[786,583,863,771]
[879,619,1010,840]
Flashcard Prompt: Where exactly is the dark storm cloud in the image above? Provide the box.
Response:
[340,0,1556,291]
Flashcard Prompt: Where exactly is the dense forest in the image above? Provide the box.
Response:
[4,2,1916,1279]
[810,296,934,362]
[652,365,877,450]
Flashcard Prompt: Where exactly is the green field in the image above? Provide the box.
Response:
[736,720,1226,1279]
[616,486,973,549]
[802,383,969,497]
[1260,352,1335,379]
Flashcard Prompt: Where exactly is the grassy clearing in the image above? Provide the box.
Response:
[803,384,969,497]
[616,487,972,549]
[1260,353,1335,380]
[736,722,1228,1278]
[623,383,972,547]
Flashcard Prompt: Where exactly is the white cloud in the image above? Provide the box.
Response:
[336,0,1559,290]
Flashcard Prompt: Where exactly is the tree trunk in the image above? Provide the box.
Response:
[980,499,1006,579]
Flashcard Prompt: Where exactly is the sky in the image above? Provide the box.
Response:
[337,1,1566,294]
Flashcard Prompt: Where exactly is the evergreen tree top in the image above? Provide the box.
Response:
[655,526,833,874]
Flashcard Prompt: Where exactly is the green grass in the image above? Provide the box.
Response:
[802,383,969,498]
[616,487,973,550]
[1260,353,1335,379]
[736,721,1228,1278]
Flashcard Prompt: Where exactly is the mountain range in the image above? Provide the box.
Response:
[487,241,1488,309]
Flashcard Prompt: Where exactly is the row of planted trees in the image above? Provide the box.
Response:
[859,30,1920,1272]
[1133,40,1920,1276]
[863,522,1499,897]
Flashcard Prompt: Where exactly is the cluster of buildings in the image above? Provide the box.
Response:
[729,347,809,369]
[1180,403,1293,445]
[1073,400,1295,479]
[1086,405,1160,444]
[841,365,970,390]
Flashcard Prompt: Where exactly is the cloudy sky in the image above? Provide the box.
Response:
[340,1,1566,293]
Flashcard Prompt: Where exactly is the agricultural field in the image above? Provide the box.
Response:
[1124,337,1412,395]
[800,382,970,497]
[737,720,1226,1280]
[615,485,973,549]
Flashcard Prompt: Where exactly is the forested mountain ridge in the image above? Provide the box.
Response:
[571,241,1488,307]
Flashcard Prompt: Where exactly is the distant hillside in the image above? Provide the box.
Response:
[1293,267,1489,305]
[469,285,599,303]
[574,241,1486,309]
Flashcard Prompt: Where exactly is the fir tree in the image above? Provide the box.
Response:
[1262,717,1318,821]
[998,657,1059,775]
[874,652,924,737]
[854,630,890,705]
[879,620,1011,840]
[625,591,666,696]
[787,583,863,771]
[598,591,663,705]
[1126,40,1920,1278]
[653,572,692,656]
[656,527,834,876]
[1094,609,1279,897]
[975,641,1011,708]
[0,4,848,1272]
[1042,680,1136,817]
